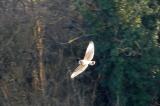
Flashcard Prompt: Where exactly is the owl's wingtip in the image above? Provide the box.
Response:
[70,73,76,79]
[89,41,94,43]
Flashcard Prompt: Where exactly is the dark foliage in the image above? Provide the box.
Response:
[0,0,160,106]
[76,0,160,106]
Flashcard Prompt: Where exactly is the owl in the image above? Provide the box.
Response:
[71,41,95,79]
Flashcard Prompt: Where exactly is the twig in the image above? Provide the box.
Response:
[55,34,94,45]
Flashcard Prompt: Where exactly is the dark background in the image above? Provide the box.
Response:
[0,0,160,106]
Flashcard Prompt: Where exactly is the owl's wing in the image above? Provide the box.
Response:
[71,65,88,79]
[83,41,94,61]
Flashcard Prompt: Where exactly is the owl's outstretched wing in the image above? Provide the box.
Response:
[84,41,94,61]
[71,65,88,79]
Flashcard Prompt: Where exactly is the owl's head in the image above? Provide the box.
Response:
[89,61,95,66]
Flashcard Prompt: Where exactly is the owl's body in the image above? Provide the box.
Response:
[71,41,95,79]
[79,60,95,66]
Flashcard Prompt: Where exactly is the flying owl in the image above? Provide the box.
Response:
[71,41,95,79]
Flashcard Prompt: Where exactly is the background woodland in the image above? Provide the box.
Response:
[0,0,160,106]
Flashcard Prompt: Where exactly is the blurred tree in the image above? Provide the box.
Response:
[0,0,99,106]
[0,0,160,106]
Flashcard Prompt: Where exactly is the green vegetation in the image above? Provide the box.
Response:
[0,0,159,106]
[77,0,160,105]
